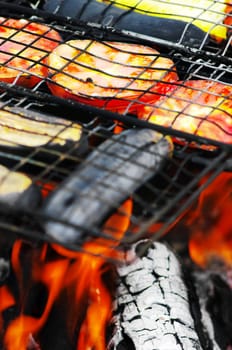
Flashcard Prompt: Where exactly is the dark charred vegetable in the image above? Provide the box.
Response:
[42,128,173,244]
[44,0,232,47]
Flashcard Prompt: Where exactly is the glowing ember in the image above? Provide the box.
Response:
[0,199,132,350]
[186,172,232,268]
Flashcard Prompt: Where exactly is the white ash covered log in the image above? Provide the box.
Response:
[193,270,232,350]
[42,129,172,244]
[108,241,220,350]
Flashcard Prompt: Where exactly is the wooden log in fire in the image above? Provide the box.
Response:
[108,241,221,350]
[193,269,232,350]
[42,129,173,244]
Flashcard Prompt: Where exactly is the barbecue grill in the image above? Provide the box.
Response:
[0,0,231,260]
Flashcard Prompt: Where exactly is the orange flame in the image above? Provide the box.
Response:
[0,286,15,312]
[5,245,69,350]
[53,198,132,350]
[186,172,232,268]
[2,198,132,350]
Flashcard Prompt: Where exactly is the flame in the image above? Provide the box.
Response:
[76,261,112,350]
[186,172,232,268]
[5,243,69,350]
[0,286,15,312]
[36,180,57,199]
[2,198,132,350]
[53,198,132,350]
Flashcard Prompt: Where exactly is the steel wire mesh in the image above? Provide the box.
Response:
[0,2,231,257]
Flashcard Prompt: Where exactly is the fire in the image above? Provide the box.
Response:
[186,172,232,268]
[1,198,132,350]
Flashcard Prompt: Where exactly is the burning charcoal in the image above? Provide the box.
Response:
[0,164,41,209]
[42,129,173,244]
[194,270,232,350]
[108,241,216,350]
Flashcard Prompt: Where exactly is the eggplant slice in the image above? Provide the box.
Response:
[42,128,173,244]
[0,104,86,169]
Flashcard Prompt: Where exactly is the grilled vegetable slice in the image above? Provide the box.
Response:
[0,104,85,162]
[0,18,61,87]
[47,40,178,113]
[0,164,41,208]
[138,80,232,148]
[42,129,173,244]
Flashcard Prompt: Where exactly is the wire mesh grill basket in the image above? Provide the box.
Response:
[0,0,231,258]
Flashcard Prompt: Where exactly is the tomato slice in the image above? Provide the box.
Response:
[47,40,178,113]
[138,80,232,148]
[0,17,61,88]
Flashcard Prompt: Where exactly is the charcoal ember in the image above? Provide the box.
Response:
[194,270,232,350]
[109,241,211,350]
[42,129,173,244]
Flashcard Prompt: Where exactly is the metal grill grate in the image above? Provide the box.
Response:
[0,1,231,258]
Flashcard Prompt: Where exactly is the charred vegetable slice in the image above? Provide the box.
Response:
[0,164,41,208]
[138,80,232,149]
[0,104,85,158]
[47,40,178,113]
[42,128,173,244]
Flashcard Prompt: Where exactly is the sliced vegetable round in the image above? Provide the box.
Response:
[138,80,232,148]
[0,103,86,170]
[47,40,178,113]
[0,164,41,209]
[0,17,61,87]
